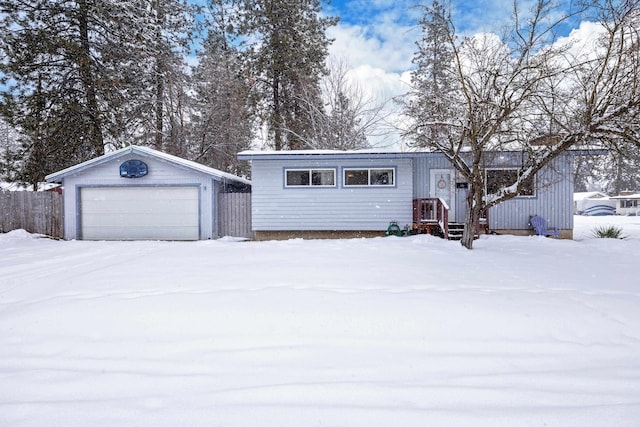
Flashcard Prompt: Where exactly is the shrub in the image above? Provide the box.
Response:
[591,225,626,239]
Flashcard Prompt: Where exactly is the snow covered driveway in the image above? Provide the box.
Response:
[1,217,640,426]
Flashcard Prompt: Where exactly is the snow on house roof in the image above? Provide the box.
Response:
[610,193,640,199]
[237,148,605,161]
[574,191,609,201]
[45,145,250,185]
[236,148,461,161]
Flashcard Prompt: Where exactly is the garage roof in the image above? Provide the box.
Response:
[46,145,250,185]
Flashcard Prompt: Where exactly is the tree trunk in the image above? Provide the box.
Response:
[272,73,282,150]
[461,176,483,249]
[155,67,164,150]
[154,0,165,151]
[77,0,104,156]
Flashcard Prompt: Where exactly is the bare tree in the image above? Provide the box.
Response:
[290,57,395,150]
[405,0,640,248]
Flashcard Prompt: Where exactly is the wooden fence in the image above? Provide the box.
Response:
[218,192,253,238]
[0,191,63,238]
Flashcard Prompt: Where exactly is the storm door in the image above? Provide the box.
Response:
[430,169,455,221]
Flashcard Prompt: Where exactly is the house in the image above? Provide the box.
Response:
[45,145,251,241]
[610,192,640,216]
[237,149,575,240]
[573,191,616,216]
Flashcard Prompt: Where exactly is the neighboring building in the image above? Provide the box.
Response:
[238,150,575,240]
[573,191,616,216]
[46,145,251,241]
[611,192,640,216]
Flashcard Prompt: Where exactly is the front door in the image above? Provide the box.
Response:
[430,169,455,221]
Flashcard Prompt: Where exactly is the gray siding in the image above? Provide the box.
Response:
[488,156,574,231]
[61,153,215,240]
[413,154,455,198]
[246,151,574,233]
[251,158,413,231]
[412,152,574,230]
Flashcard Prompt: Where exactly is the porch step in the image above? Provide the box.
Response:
[447,223,465,240]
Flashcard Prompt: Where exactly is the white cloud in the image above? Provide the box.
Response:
[327,23,416,73]
[327,17,417,149]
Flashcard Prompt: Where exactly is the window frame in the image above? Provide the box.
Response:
[284,168,337,188]
[343,167,396,187]
[485,168,535,198]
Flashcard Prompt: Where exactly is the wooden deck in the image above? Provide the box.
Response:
[412,198,489,239]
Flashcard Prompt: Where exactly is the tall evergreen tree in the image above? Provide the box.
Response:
[235,0,338,150]
[127,0,195,155]
[190,0,254,176]
[0,0,195,184]
[0,0,121,183]
[405,0,459,149]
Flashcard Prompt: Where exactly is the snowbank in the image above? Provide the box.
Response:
[1,217,639,426]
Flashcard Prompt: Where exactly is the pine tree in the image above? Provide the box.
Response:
[126,0,195,155]
[190,0,254,176]
[234,0,338,150]
[0,0,195,184]
[0,0,117,184]
[406,0,459,149]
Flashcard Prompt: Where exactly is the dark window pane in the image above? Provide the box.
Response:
[345,169,369,186]
[370,169,393,186]
[286,170,310,186]
[312,170,335,186]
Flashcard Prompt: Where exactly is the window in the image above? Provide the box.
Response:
[485,169,535,196]
[344,168,395,186]
[622,200,638,208]
[285,169,335,187]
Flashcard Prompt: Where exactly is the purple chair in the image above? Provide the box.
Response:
[530,215,559,238]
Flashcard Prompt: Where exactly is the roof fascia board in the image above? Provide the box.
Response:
[237,148,591,162]
[45,147,135,182]
[237,151,433,161]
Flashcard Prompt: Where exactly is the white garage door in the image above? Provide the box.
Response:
[80,186,200,240]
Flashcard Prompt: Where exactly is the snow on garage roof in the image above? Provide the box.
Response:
[46,145,250,185]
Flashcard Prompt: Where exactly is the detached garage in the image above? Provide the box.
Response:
[46,145,251,241]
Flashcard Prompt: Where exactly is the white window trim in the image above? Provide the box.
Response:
[343,167,395,187]
[284,168,337,188]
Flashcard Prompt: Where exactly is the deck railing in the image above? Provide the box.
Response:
[412,198,449,237]
[412,198,490,238]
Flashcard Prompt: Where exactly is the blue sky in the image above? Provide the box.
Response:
[315,0,590,148]
[324,0,583,72]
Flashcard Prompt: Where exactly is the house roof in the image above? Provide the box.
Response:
[237,148,605,161]
[610,193,640,200]
[46,145,250,185]
[574,191,609,201]
[237,149,418,161]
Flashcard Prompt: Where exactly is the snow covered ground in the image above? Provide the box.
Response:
[1,216,639,426]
